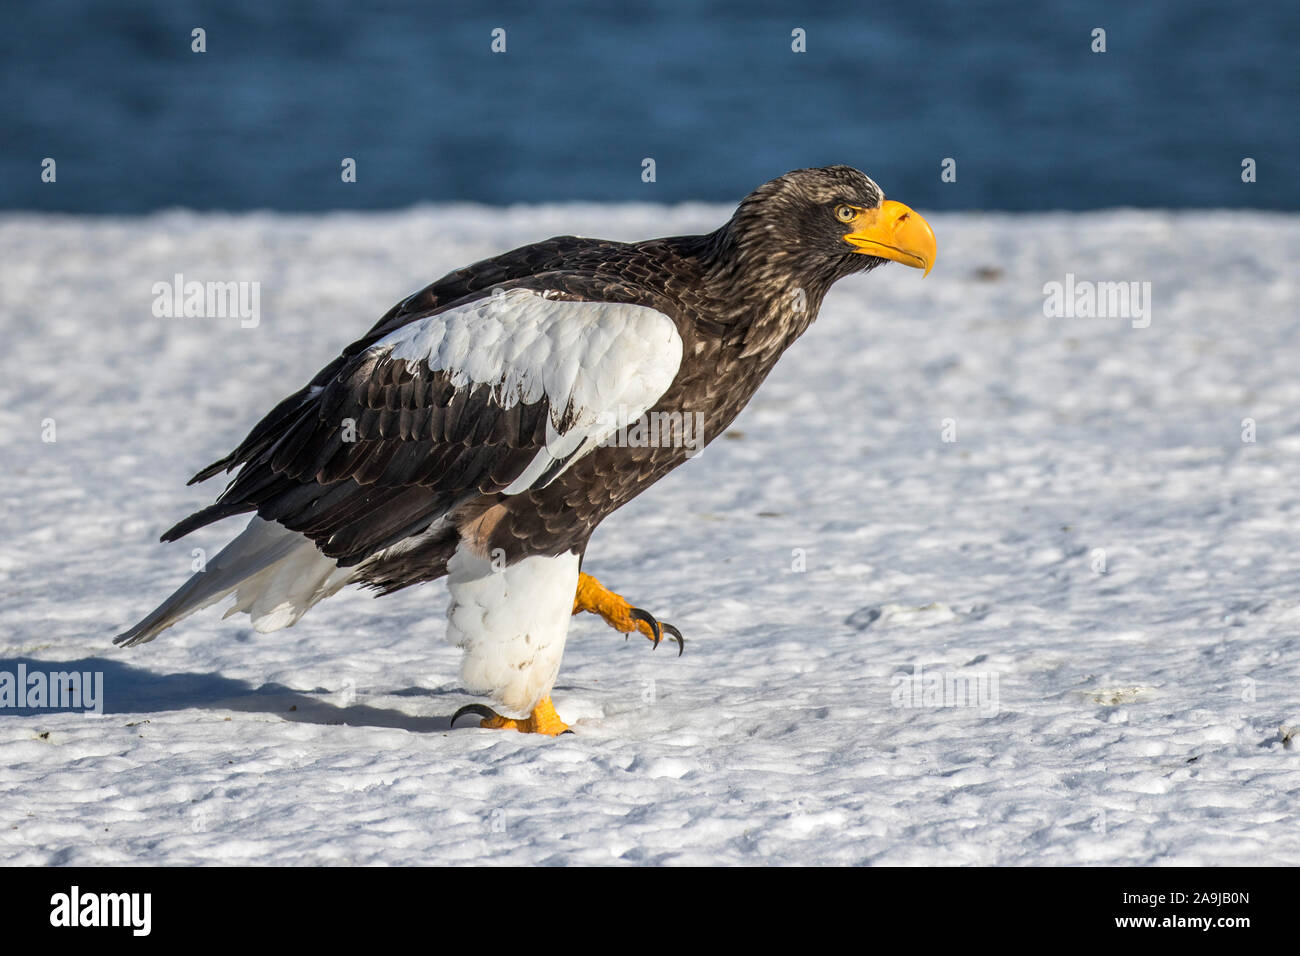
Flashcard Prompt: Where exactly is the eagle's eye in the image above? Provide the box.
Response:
[834,204,857,223]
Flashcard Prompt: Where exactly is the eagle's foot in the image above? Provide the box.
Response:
[572,572,684,655]
[450,695,572,735]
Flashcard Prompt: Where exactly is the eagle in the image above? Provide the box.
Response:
[115,165,936,735]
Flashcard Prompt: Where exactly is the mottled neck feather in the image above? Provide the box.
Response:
[670,222,867,359]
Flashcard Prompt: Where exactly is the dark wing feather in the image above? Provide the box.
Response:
[187,235,609,486]
[163,257,681,568]
[163,351,550,566]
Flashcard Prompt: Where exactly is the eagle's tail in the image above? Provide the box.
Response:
[114,518,353,647]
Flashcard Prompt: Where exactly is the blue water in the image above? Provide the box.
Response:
[2,0,1296,213]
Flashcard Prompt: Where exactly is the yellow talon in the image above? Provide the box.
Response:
[452,695,571,735]
[572,572,684,653]
[573,572,644,634]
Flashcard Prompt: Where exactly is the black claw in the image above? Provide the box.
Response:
[629,607,663,648]
[660,622,685,657]
[628,607,685,656]
[451,703,500,728]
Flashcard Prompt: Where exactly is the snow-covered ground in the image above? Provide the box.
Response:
[1,204,1297,865]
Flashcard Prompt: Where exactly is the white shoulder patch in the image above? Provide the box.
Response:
[373,288,683,493]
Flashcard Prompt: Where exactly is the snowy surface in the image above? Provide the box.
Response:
[1,203,1298,866]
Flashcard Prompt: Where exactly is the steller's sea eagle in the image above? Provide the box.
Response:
[115,166,937,734]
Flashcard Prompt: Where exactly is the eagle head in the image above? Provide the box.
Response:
[726,165,936,286]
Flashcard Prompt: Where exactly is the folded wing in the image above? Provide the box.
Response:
[162,283,684,568]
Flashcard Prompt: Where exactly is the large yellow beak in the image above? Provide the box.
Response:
[843,200,936,276]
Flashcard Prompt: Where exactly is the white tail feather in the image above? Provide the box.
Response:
[114,518,350,646]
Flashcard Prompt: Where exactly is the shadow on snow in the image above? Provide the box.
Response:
[0,657,458,732]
